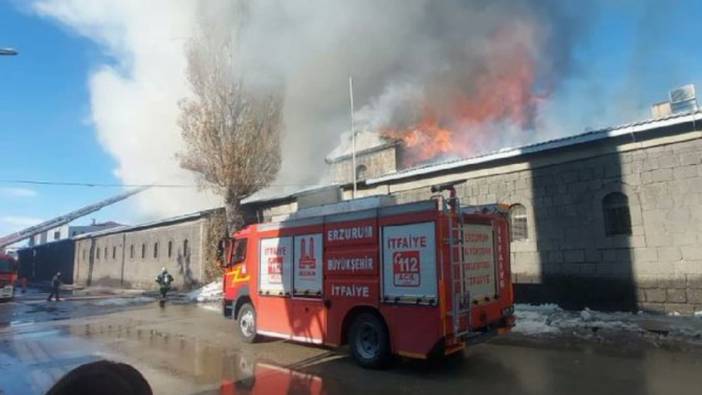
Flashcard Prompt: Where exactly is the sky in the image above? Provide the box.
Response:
[3,0,702,240]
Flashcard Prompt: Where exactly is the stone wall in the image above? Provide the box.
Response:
[74,219,206,290]
[329,145,398,184]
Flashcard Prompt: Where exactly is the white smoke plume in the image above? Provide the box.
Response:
[31,0,589,218]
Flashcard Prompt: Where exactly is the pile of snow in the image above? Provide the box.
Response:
[512,304,561,335]
[91,296,156,306]
[513,304,702,343]
[186,280,223,303]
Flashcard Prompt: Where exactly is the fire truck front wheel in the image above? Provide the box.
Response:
[237,303,258,343]
[349,313,390,369]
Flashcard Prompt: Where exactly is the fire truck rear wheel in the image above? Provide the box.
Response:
[349,313,390,369]
[237,303,258,343]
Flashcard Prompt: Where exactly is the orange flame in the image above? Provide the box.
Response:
[380,24,541,168]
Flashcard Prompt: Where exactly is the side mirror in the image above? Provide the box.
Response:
[217,238,230,268]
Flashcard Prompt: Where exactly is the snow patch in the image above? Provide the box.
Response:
[513,304,562,335]
[513,304,702,343]
[91,296,156,306]
[197,303,221,312]
[186,280,223,303]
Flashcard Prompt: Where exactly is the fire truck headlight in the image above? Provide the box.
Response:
[502,306,514,317]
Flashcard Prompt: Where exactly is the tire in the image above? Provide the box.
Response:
[237,303,258,343]
[349,312,390,369]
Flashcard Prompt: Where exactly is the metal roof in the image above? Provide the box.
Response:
[366,110,702,185]
[242,183,340,206]
[73,207,223,240]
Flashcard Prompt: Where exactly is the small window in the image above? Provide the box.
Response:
[509,204,528,241]
[154,242,159,259]
[112,246,117,259]
[356,164,368,181]
[603,192,632,236]
[96,248,101,260]
[141,244,146,259]
[168,241,173,258]
[104,247,108,261]
[130,244,134,259]
[53,231,61,240]
[183,239,189,256]
[72,231,78,236]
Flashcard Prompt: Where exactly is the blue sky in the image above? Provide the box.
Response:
[3,0,702,240]
[0,1,128,236]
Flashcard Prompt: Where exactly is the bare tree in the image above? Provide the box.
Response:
[178,29,283,232]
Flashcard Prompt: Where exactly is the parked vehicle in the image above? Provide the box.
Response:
[221,185,515,368]
[0,252,18,301]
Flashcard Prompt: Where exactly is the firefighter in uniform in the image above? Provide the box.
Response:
[47,272,62,301]
[155,267,174,299]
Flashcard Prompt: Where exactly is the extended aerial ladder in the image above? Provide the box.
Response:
[0,186,149,250]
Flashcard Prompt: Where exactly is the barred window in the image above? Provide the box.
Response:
[603,192,632,236]
[509,204,529,241]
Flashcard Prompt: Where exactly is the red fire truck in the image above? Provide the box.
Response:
[0,252,18,301]
[222,185,515,368]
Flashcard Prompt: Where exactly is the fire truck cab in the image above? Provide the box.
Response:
[0,253,18,301]
[222,186,515,368]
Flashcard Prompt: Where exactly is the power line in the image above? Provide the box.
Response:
[0,178,322,188]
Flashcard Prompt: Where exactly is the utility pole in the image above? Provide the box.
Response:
[349,75,357,199]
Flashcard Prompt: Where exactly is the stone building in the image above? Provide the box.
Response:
[243,111,702,314]
[325,130,400,184]
[73,208,221,290]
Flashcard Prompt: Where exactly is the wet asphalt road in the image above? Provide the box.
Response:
[1,293,702,395]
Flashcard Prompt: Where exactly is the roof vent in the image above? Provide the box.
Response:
[651,84,698,118]
[669,84,698,114]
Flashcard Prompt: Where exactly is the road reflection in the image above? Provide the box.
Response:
[219,361,324,395]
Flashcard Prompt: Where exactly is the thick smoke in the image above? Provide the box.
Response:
[32,0,587,218]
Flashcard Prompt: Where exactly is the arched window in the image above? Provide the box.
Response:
[603,192,632,236]
[141,244,146,259]
[509,204,528,241]
[130,244,134,259]
[356,164,368,181]
[168,241,173,258]
[153,242,159,259]
[104,247,108,260]
[183,239,189,257]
